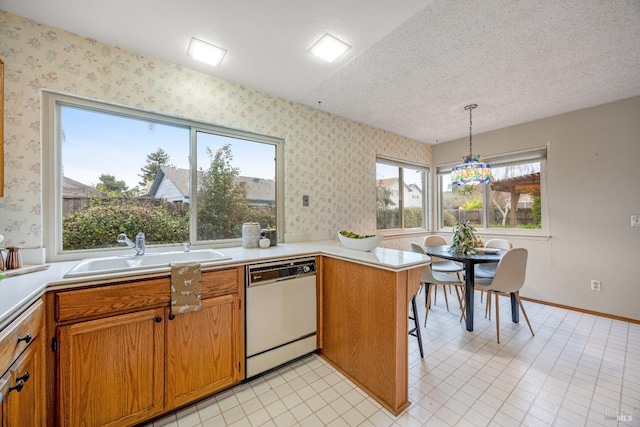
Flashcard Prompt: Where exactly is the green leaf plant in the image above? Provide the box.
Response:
[450,220,479,255]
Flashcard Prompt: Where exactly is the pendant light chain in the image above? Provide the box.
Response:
[465,104,477,158]
[452,103,491,185]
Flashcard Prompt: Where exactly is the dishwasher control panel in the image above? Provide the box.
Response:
[247,257,316,285]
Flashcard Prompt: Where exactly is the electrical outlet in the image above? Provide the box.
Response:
[632,215,640,227]
[591,280,601,291]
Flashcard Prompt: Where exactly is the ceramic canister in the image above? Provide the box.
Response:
[5,246,23,270]
[260,228,277,246]
[259,237,271,248]
[242,222,261,248]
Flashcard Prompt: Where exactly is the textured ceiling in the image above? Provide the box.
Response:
[2,0,639,143]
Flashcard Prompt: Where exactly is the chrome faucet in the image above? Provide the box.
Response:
[117,232,145,255]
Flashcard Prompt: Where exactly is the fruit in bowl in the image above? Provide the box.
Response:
[337,230,383,252]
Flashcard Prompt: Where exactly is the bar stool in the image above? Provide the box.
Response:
[408,295,424,358]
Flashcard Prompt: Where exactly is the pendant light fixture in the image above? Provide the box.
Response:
[451,104,492,185]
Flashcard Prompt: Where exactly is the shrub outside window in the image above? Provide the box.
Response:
[437,148,546,232]
[43,93,282,260]
[376,157,428,230]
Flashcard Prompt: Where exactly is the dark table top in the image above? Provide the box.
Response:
[423,244,504,264]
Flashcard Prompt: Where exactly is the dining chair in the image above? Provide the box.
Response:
[410,243,465,327]
[474,248,535,343]
[475,238,513,313]
[475,238,513,278]
[423,235,464,310]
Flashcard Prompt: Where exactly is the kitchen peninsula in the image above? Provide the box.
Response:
[0,240,429,424]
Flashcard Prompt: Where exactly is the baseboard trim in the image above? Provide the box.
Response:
[520,296,640,325]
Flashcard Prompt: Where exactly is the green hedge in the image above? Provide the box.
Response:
[63,200,188,250]
[376,207,423,229]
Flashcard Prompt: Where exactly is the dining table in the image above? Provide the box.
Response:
[423,244,519,331]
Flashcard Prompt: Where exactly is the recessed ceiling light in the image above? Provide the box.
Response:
[187,37,227,66]
[309,33,351,63]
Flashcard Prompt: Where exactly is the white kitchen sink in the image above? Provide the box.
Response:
[64,249,232,278]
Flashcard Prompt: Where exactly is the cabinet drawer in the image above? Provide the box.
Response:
[0,299,43,375]
[56,267,241,323]
[55,278,169,322]
[201,268,241,299]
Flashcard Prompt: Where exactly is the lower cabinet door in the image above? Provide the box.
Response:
[2,339,46,426]
[166,294,242,408]
[57,308,165,427]
[0,372,8,427]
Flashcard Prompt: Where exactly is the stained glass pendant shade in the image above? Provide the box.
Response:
[451,104,492,185]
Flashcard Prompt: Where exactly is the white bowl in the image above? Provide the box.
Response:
[337,233,383,252]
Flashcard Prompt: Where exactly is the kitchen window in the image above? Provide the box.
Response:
[376,157,428,231]
[43,92,283,260]
[436,147,547,233]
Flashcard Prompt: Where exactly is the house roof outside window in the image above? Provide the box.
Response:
[147,166,275,206]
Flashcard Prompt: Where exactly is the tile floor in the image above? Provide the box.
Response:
[145,289,640,427]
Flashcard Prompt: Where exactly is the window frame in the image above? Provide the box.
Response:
[42,91,284,262]
[375,156,429,232]
[436,147,548,236]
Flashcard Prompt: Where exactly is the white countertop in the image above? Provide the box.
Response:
[0,240,430,329]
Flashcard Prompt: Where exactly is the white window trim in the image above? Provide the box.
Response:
[376,155,429,232]
[436,146,549,237]
[42,91,284,262]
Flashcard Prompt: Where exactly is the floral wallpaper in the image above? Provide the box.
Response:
[0,10,431,253]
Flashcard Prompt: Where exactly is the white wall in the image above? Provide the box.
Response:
[433,97,640,320]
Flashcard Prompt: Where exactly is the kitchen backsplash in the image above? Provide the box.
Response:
[0,11,431,251]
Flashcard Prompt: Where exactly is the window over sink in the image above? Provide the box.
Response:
[42,92,283,260]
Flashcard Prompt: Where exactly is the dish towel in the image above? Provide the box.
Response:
[171,263,202,314]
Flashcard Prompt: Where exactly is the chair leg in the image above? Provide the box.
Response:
[424,285,433,327]
[458,290,467,323]
[453,286,466,320]
[495,292,500,344]
[515,292,535,337]
[442,285,450,311]
[484,291,488,317]
[453,286,463,311]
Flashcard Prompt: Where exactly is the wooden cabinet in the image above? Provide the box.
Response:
[57,308,165,426]
[166,293,243,407]
[0,298,46,426]
[320,257,422,415]
[52,267,244,426]
[2,340,45,426]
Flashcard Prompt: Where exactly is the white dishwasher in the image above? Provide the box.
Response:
[245,257,317,379]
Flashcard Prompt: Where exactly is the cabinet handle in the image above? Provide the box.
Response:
[17,333,32,345]
[168,314,175,321]
[154,316,162,323]
[16,372,29,383]
[8,381,24,393]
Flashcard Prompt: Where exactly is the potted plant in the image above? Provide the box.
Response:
[450,220,478,254]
